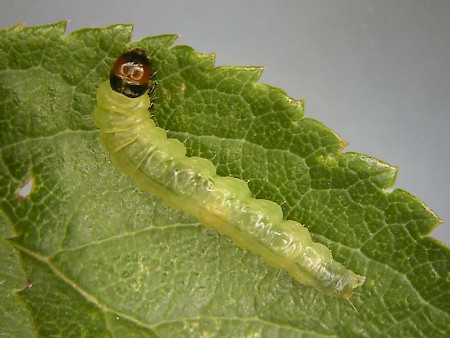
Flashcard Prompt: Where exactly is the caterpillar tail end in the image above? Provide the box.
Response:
[340,273,366,299]
[310,261,366,299]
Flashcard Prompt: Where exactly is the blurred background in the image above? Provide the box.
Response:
[1,0,449,245]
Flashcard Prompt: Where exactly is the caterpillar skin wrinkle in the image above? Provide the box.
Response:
[94,49,365,298]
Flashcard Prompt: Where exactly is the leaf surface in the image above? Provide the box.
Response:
[0,22,448,337]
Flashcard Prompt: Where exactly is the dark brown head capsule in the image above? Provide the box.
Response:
[110,49,152,98]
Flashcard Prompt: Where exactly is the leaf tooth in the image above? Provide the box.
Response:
[4,22,25,32]
[214,65,265,85]
[1,20,67,37]
[288,98,305,121]
[225,65,265,78]
[385,189,442,235]
[196,51,216,65]
[135,33,180,50]
[168,44,216,71]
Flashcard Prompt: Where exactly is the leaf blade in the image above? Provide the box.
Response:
[0,22,448,337]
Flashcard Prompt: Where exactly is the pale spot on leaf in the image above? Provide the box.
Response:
[17,177,34,201]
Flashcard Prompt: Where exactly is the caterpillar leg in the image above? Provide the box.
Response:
[148,82,158,111]
[149,81,158,95]
[149,97,156,110]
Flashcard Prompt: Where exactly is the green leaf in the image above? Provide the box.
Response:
[0,22,448,337]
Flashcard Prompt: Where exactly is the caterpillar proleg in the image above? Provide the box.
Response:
[94,49,365,298]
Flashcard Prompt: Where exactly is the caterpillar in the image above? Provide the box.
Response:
[94,49,365,298]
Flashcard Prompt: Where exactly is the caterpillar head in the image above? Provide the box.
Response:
[110,49,152,98]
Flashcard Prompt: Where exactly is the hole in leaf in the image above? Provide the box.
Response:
[17,177,35,201]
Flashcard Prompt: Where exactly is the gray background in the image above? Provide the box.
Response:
[1,0,449,246]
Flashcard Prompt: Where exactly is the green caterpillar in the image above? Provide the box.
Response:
[94,49,365,298]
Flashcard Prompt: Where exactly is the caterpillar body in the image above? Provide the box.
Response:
[94,49,365,298]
